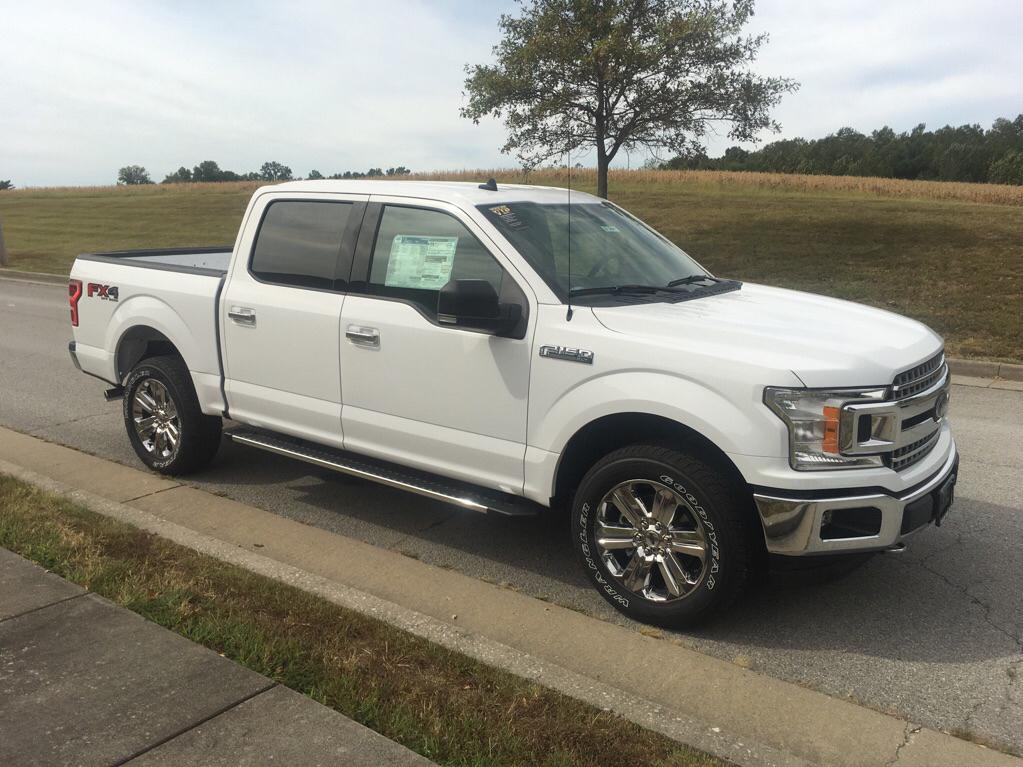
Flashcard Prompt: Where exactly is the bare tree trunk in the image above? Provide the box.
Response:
[596,153,609,199]
[0,220,8,267]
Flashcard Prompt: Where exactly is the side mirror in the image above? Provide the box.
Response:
[437,279,522,337]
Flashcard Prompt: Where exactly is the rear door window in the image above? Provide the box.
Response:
[251,201,354,290]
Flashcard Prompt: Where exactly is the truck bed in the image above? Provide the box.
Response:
[76,246,233,277]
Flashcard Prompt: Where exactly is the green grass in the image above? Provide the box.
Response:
[0,169,1020,361]
[0,474,724,767]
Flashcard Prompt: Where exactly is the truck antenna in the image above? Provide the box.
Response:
[566,122,574,322]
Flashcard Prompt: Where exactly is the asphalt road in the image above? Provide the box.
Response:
[3,278,1021,754]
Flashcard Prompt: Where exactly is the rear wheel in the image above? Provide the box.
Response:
[571,444,756,627]
[123,355,221,475]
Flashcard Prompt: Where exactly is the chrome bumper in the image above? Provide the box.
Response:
[753,447,959,555]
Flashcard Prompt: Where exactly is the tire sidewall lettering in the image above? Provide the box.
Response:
[578,500,630,607]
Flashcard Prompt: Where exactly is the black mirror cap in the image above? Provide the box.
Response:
[438,279,523,337]
[438,278,500,318]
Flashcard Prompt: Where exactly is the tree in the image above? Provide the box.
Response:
[989,150,1023,185]
[259,161,293,182]
[117,165,153,185]
[385,166,412,176]
[192,160,225,183]
[462,0,796,198]
[162,166,193,184]
[0,180,13,190]
[307,169,324,180]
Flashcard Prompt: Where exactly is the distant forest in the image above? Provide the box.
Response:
[661,115,1023,185]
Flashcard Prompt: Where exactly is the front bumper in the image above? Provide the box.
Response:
[753,446,959,555]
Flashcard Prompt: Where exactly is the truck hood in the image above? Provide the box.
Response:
[590,283,943,388]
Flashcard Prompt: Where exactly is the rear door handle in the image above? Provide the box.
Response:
[346,325,379,347]
[228,307,256,326]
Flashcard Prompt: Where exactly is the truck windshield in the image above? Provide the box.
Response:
[477,201,708,300]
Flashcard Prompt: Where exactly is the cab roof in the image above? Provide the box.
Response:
[262,179,603,208]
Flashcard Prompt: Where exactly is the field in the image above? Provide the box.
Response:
[1,169,1020,362]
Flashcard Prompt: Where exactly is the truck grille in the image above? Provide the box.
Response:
[890,429,941,471]
[892,351,945,400]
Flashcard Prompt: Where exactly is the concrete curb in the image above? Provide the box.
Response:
[0,458,805,767]
[0,268,67,285]
[0,430,1019,767]
[947,358,1023,382]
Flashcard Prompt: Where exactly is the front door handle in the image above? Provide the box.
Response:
[346,325,380,347]
[228,307,256,326]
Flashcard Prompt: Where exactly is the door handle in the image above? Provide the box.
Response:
[228,307,256,326]
[346,325,380,347]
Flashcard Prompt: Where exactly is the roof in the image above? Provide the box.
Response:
[263,179,602,207]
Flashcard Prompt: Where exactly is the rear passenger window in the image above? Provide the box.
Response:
[251,201,352,289]
[367,206,504,315]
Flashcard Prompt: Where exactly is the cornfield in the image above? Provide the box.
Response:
[411,168,1023,206]
[6,169,1022,206]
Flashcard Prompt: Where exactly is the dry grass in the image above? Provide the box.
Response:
[0,475,724,767]
[412,168,1023,206]
[1,169,1020,361]
[7,168,1021,206]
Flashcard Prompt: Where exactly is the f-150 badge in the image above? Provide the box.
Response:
[539,345,593,364]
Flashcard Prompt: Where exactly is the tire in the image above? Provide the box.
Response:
[571,444,756,628]
[123,355,221,475]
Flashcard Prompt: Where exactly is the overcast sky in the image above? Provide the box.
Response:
[2,0,1021,187]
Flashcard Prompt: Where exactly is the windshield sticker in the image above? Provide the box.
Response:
[384,235,458,290]
[600,224,620,233]
[489,204,528,230]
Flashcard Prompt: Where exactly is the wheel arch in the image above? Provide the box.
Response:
[114,325,183,383]
[551,412,750,509]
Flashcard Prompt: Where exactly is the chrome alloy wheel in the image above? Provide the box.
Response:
[595,479,709,602]
[131,378,180,460]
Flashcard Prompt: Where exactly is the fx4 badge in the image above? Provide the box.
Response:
[539,345,594,364]
[87,283,119,301]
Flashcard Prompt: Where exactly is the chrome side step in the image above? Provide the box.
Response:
[227,429,540,517]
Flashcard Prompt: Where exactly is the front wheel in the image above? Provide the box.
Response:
[571,444,756,627]
[123,355,221,475]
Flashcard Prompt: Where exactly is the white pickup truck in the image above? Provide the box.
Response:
[68,179,958,625]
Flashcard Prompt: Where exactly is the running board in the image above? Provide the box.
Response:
[227,429,541,517]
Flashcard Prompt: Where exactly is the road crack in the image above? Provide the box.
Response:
[886,722,922,766]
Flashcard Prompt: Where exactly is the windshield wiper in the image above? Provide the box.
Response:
[666,274,721,287]
[569,284,684,297]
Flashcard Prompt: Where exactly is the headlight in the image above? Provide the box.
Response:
[764,387,888,471]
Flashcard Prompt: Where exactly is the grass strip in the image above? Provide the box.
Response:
[3,171,1019,361]
[0,474,725,767]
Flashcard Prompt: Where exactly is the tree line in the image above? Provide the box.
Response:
[115,162,413,185]
[659,115,1023,185]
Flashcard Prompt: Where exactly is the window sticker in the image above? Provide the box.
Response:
[384,235,458,289]
[489,204,528,230]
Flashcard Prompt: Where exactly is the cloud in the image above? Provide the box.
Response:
[1,0,1020,186]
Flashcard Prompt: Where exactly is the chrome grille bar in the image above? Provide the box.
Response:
[839,349,948,473]
[891,428,941,471]
[892,352,945,400]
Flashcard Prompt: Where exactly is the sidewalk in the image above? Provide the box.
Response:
[0,547,433,767]
[2,426,1020,767]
